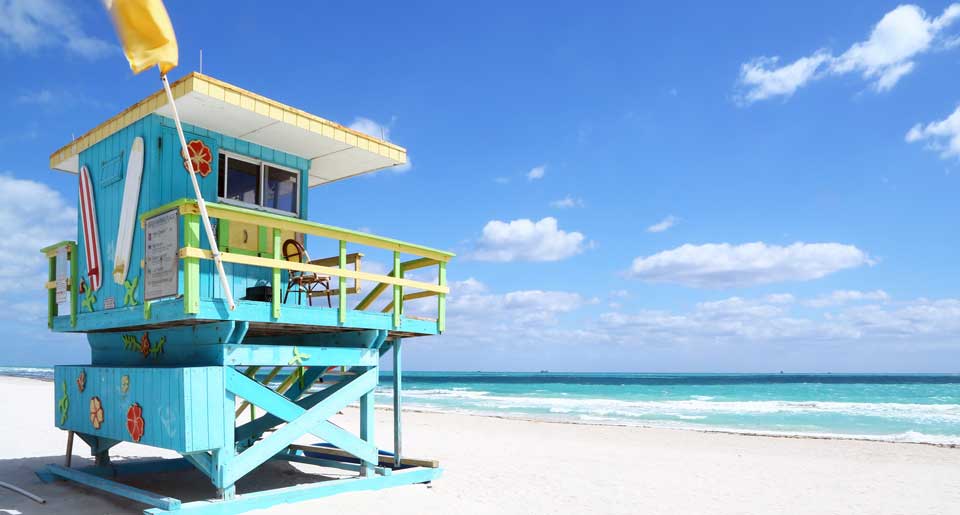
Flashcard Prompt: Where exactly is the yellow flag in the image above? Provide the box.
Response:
[104,0,179,74]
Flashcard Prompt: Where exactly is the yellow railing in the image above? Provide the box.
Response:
[141,199,452,331]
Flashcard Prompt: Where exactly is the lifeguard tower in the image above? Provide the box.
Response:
[38,72,451,514]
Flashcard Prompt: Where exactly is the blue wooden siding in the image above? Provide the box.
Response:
[74,114,311,319]
[54,365,226,453]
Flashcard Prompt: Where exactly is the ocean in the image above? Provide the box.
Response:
[3,367,958,445]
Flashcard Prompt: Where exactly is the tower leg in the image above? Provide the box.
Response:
[359,364,377,477]
[214,383,236,500]
[393,338,402,467]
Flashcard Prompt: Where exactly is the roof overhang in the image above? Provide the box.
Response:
[50,73,407,187]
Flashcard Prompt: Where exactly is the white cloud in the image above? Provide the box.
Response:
[906,104,960,159]
[470,217,586,262]
[549,195,584,209]
[646,215,678,233]
[627,242,874,288]
[599,295,960,344]
[527,165,546,181]
[737,4,960,104]
[738,52,831,103]
[805,289,890,308]
[0,174,76,294]
[0,0,113,59]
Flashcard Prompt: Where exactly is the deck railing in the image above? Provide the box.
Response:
[41,241,79,328]
[141,199,453,332]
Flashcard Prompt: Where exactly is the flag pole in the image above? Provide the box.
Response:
[160,70,236,311]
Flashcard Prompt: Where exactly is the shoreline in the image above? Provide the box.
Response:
[4,373,957,448]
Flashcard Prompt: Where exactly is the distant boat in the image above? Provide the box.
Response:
[539,370,549,374]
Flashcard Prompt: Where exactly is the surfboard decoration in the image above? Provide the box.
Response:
[79,165,102,292]
[113,136,145,285]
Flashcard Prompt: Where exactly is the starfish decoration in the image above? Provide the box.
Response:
[123,276,139,306]
[80,279,96,312]
[58,380,69,425]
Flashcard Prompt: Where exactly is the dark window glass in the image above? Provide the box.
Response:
[217,154,226,198]
[225,157,260,205]
[264,165,298,214]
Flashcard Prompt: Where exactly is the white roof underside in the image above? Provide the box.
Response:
[50,73,406,187]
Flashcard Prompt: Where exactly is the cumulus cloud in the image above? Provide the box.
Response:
[549,195,584,209]
[906,104,960,159]
[0,0,113,59]
[599,294,960,345]
[470,217,586,262]
[806,289,890,308]
[627,242,874,288]
[737,4,960,104]
[0,174,76,294]
[527,165,546,181]
[646,215,679,233]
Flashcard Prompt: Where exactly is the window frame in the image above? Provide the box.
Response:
[218,151,301,217]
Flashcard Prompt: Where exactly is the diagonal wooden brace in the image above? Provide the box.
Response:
[223,367,379,485]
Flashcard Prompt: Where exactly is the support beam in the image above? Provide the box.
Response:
[393,338,403,467]
[41,464,181,511]
[221,345,378,367]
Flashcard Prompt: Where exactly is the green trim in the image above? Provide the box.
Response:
[47,255,56,329]
[338,241,347,325]
[271,228,281,319]
[69,242,78,327]
[438,262,446,333]
[392,251,402,328]
[146,198,455,261]
[40,240,75,254]
[217,219,230,252]
[139,198,194,222]
[183,214,200,314]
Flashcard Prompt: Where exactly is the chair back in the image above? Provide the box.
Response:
[282,239,310,276]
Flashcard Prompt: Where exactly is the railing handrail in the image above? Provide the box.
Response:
[141,198,455,262]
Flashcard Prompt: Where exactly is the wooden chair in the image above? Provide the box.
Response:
[282,239,332,307]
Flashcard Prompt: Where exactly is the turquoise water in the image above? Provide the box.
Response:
[4,367,958,444]
[375,372,960,444]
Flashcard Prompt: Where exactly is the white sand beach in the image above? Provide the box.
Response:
[0,375,956,515]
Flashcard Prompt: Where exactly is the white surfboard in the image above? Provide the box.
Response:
[113,136,144,285]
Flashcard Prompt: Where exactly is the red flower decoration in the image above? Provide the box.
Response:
[182,140,212,177]
[127,403,145,442]
[89,397,104,430]
[77,369,86,392]
[140,333,152,357]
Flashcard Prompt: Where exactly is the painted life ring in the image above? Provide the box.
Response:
[182,140,212,177]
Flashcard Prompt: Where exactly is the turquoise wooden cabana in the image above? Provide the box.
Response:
[38,73,450,514]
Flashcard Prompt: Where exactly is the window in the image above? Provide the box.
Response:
[217,153,299,215]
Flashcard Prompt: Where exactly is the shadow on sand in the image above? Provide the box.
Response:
[0,454,349,514]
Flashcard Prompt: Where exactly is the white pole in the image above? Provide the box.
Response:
[160,71,236,310]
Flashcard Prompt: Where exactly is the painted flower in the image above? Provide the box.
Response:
[140,333,151,357]
[120,375,130,394]
[126,403,145,442]
[89,397,104,430]
[76,369,86,392]
[182,140,212,177]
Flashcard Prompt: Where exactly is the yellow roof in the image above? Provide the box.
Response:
[50,72,407,187]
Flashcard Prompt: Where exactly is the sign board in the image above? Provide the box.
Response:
[144,209,179,301]
[55,246,68,305]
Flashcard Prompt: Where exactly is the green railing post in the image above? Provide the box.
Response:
[47,254,56,329]
[69,242,78,328]
[338,240,347,325]
[393,251,402,328]
[438,261,446,333]
[272,228,281,319]
[183,213,201,314]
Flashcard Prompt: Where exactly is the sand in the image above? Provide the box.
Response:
[0,375,956,515]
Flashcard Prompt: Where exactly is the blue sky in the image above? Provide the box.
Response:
[1,0,959,371]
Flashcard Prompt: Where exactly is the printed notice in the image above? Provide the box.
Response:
[55,246,68,306]
[144,209,179,300]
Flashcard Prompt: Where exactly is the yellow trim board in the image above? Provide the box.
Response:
[50,72,407,178]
